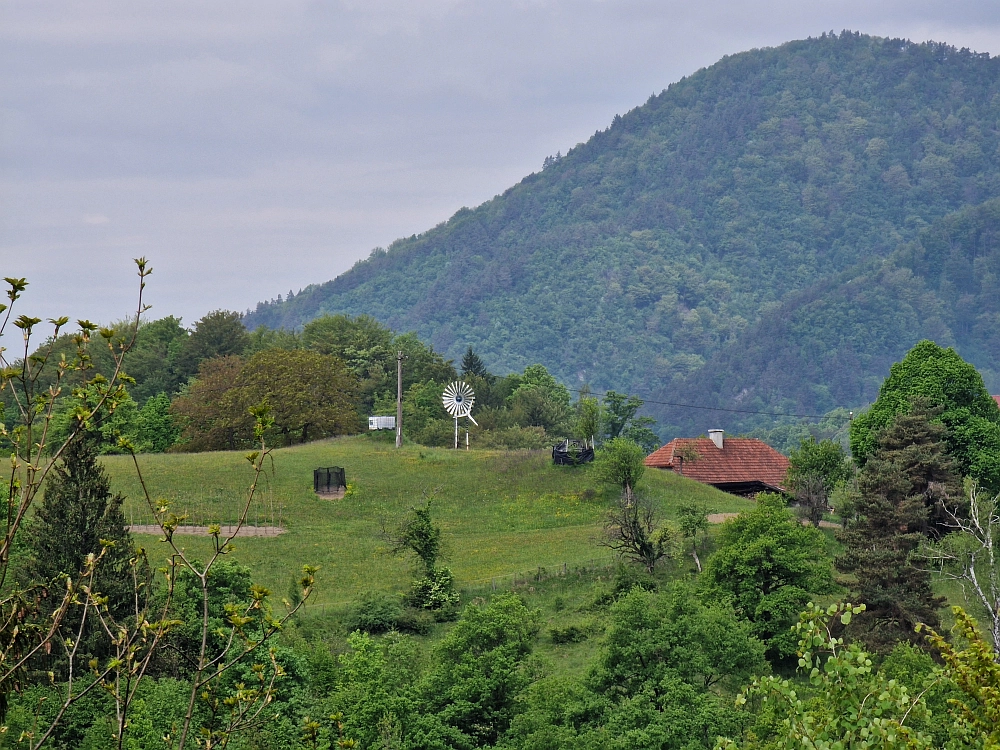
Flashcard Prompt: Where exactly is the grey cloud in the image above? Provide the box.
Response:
[1,0,999,325]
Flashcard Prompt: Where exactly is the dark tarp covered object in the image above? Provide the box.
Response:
[552,440,595,466]
[314,466,346,493]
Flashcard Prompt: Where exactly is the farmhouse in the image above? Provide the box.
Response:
[644,430,790,497]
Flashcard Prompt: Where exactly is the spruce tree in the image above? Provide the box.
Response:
[836,400,960,652]
[460,346,489,379]
[23,433,137,660]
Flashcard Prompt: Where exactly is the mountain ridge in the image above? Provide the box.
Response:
[246,31,1000,438]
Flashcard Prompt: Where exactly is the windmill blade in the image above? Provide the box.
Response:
[442,381,476,418]
[466,414,478,426]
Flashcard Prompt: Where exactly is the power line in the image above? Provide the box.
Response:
[566,387,851,421]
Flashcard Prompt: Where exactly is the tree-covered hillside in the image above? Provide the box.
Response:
[245,32,1000,438]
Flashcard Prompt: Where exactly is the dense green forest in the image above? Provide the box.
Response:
[245,32,1000,438]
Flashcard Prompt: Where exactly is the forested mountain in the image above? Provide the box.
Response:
[245,32,1000,438]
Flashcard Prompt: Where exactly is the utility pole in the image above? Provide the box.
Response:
[396,351,404,448]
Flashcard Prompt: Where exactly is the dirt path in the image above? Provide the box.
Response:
[128,525,285,538]
[706,513,840,529]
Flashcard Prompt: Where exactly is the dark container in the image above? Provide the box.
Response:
[314,466,347,493]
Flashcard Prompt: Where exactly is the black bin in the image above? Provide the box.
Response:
[314,466,346,493]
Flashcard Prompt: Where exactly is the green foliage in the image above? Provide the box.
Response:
[171,349,360,450]
[787,437,851,492]
[394,502,442,575]
[18,433,137,662]
[922,606,1000,746]
[718,602,933,749]
[574,395,602,445]
[787,437,851,526]
[134,392,180,452]
[461,346,489,379]
[328,631,423,749]
[879,642,967,747]
[391,502,459,612]
[593,437,646,498]
[837,401,959,651]
[703,494,835,658]
[420,594,540,748]
[124,315,189,401]
[602,391,659,451]
[245,324,301,355]
[593,584,767,695]
[175,309,250,380]
[678,502,710,572]
[612,562,658,595]
[850,340,1000,491]
[347,592,405,635]
[151,558,256,678]
[229,348,360,445]
[508,364,573,435]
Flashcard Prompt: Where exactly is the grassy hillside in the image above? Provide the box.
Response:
[103,436,744,605]
[246,32,1000,437]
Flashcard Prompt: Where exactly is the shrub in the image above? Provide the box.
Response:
[550,625,588,644]
[348,592,403,634]
[612,564,658,596]
[405,567,460,611]
[395,608,434,635]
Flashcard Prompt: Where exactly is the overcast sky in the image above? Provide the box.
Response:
[2,1,999,328]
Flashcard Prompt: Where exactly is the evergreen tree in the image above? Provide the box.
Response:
[836,400,960,652]
[22,433,138,662]
[460,346,489,379]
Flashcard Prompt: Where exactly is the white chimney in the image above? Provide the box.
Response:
[708,429,724,450]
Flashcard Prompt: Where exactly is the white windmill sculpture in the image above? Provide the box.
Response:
[442,381,477,449]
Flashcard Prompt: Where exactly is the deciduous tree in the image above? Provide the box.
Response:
[601,494,678,573]
[225,349,360,445]
[175,310,249,380]
[718,603,934,750]
[169,355,247,451]
[703,494,835,658]
[850,340,1000,492]
[594,437,646,501]
[787,437,851,527]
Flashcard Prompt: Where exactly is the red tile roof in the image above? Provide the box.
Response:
[993,395,1000,408]
[645,437,790,491]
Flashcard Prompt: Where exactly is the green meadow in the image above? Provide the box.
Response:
[101,436,748,606]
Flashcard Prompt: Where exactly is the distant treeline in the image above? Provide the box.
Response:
[0,312,658,454]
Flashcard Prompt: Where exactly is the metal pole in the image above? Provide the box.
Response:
[396,351,403,448]
[454,417,458,450]
[466,429,469,450]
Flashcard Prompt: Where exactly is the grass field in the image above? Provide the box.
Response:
[101,436,749,606]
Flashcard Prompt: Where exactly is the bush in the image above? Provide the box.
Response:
[474,426,551,450]
[550,625,588,644]
[347,592,403,634]
[405,567,460,611]
[395,607,434,635]
[613,563,658,596]
[415,418,457,447]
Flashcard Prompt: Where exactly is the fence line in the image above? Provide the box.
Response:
[125,484,285,531]
[461,555,617,595]
[300,554,619,615]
